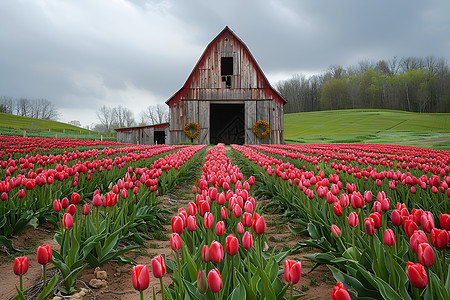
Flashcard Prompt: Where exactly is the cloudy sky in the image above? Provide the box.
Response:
[1,0,449,127]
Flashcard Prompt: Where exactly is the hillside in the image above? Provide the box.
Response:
[284,109,450,150]
[0,113,102,139]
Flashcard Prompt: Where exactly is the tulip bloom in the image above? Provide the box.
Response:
[132,264,150,293]
[348,212,359,227]
[203,212,214,229]
[391,209,402,226]
[403,219,418,238]
[430,228,450,249]
[14,256,29,275]
[417,243,435,267]
[410,230,428,253]
[420,211,434,233]
[92,193,102,207]
[215,221,225,236]
[187,215,197,232]
[242,231,253,249]
[151,255,166,278]
[370,212,382,229]
[53,199,62,212]
[201,245,210,262]
[236,222,245,235]
[439,213,450,230]
[406,261,428,289]
[82,203,90,215]
[284,259,302,284]
[188,202,197,216]
[209,241,224,263]
[67,204,76,215]
[171,215,184,235]
[61,197,69,209]
[37,244,52,265]
[364,217,375,236]
[71,192,81,204]
[383,229,395,246]
[332,282,351,300]
[62,213,74,229]
[170,233,182,251]
[207,269,223,293]
[220,206,228,220]
[225,234,239,256]
[242,212,252,227]
[331,224,341,237]
[252,213,266,235]
[333,202,343,216]
[350,192,364,209]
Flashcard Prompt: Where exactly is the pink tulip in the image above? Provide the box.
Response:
[201,245,210,262]
[187,215,197,232]
[207,269,223,293]
[332,282,351,300]
[383,229,395,246]
[170,233,182,251]
[417,243,435,267]
[215,221,225,236]
[171,215,184,235]
[150,255,166,278]
[225,234,239,256]
[364,217,375,236]
[237,222,245,234]
[331,224,341,237]
[430,228,450,249]
[62,213,73,229]
[220,206,228,220]
[242,231,253,249]
[406,261,427,289]
[203,212,214,229]
[252,213,266,235]
[132,264,150,291]
[410,230,428,253]
[53,199,62,212]
[82,203,90,215]
[284,259,302,284]
[209,241,224,263]
[348,212,359,227]
[71,192,80,204]
[37,244,52,265]
[188,202,197,216]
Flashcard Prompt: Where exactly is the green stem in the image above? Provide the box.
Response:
[19,274,23,292]
[289,282,293,300]
[42,264,47,289]
[247,250,252,282]
[352,227,357,261]
[160,277,165,300]
[140,289,144,300]
[390,247,397,291]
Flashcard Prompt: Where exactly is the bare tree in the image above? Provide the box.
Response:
[113,105,135,128]
[68,120,82,127]
[142,104,169,125]
[0,96,14,114]
[16,98,30,117]
[96,105,115,133]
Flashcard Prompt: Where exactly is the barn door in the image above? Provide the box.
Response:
[210,104,245,144]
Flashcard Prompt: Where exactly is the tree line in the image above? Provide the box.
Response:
[0,97,60,120]
[276,56,450,114]
[94,104,169,135]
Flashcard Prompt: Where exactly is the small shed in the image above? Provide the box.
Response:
[166,26,286,145]
[116,123,169,145]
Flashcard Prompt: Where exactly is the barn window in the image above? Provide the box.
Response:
[221,57,233,89]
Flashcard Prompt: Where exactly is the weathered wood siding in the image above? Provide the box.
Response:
[116,124,168,145]
[167,27,285,145]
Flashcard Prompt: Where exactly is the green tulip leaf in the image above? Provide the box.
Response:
[182,244,198,282]
[260,267,276,300]
[229,282,246,300]
[236,268,257,300]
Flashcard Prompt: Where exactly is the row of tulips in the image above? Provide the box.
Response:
[129,143,352,299]
[6,145,207,298]
[232,144,450,299]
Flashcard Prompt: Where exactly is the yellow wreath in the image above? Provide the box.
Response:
[184,122,200,139]
[253,120,270,139]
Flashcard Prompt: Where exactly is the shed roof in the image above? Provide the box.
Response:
[166,26,287,105]
[115,122,169,132]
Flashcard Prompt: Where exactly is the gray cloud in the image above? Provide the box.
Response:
[1,0,449,126]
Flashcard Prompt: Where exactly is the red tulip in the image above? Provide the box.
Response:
[284,259,302,284]
[188,202,197,216]
[187,215,197,231]
[201,245,210,262]
[132,264,150,291]
[14,256,29,275]
[242,212,252,227]
[350,192,364,209]
[383,229,395,246]
[150,255,166,278]
[439,213,450,230]
[207,269,223,293]
[430,228,450,249]
[62,213,74,229]
[410,230,428,253]
[120,188,127,199]
[370,212,382,229]
[403,219,418,238]
[171,215,184,235]
[209,241,224,263]
[348,212,359,227]
[332,282,351,300]
[237,222,245,234]
[82,203,90,215]
[333,202,343,216]
[242,231,253,249]
[215,221,225,236]
[67,204,76,215]
[53,199,62,212]
[340,193,349,207]
[220,206,228,220]
[71,192,80,204]
[37,244,52,265]
[18,189,25,198]
[248,176,255,185]
[331,224,341,237]
[364,217,375,236]
[232,204,242,218]
[198,200,210,216]
[1,192,7,201]
[170,233,182,251]
[391,209,402,226]
[252,213,266,235]
[92,193,102,207]
[364,190,373,203]
[225,234,239,256]
[203,212,214,229]
[61,197,69,209]
[420,211,434,233]
[417,243,435,267]
[406,261,428,289]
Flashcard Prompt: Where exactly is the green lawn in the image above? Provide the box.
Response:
[284,109,450,150]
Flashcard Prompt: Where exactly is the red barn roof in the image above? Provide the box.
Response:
[166,26,287,106]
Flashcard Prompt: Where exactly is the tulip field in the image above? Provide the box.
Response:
[0,135,449,299]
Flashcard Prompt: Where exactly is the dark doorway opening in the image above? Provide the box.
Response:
[154,131,165,145]
[210,104,245,145]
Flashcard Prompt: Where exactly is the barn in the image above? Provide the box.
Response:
[166,26,286,145]
[116,123,169,145]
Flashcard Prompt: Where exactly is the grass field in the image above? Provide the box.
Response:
[284,109,450,150]
[0,113,110,140]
